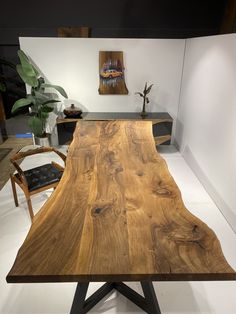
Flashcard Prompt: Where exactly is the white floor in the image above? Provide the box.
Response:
[0,145,236,314]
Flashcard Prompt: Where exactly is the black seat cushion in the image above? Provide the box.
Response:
[18,163,63,192]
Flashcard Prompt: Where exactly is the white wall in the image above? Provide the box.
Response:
[19,37,185,124]
[176,33,236,232]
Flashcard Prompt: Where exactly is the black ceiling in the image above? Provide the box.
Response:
[0,0,229,39]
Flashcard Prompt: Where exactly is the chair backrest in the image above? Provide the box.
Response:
[11,147,66,162]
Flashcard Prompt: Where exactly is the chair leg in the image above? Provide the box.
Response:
[10,176,19,207]
[24,191,34,222]
[27,197,34,222]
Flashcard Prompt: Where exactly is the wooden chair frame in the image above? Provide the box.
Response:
[10,147,66,222]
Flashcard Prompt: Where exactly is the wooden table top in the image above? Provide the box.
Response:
[7,121,236,283]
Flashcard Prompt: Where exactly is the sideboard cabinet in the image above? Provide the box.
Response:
[57,112,173,146]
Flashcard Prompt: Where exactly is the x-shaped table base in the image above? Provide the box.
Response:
[70,281,161,314]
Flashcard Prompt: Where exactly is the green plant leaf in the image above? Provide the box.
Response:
[143,82,147,94]
[41,84,68,98]
[41,99,61,106]
[18,50,38,78]
[28,116,44,137]
[26,94,36,105]
[16,65,38,87]
[41,105,54,113]
[31,64,39,78]
[41,111,49,120]
[0,81,6,92]
[146,84,153,94]
[135,92,144,97]
[11,98,32,113]
[34,91,50,103]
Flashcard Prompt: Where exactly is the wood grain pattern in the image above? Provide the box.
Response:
[7,121,236,283]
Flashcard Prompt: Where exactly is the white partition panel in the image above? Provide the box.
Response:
[176,33,236,231]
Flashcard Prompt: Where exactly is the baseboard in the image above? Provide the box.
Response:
[181,145,236,234]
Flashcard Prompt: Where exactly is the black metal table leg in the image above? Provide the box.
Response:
[83,282,114,312]
[70,282,89,314]
[70,281,161,313]
[141,281,161,314]
[114,282,149,312]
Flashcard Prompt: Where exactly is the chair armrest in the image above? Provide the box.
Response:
[51,161,65,172]
[52,148,67,164]
[10,159,28,186]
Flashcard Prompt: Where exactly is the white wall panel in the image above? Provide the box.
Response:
[176,34,236,231]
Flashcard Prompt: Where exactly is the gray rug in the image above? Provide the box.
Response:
[0,148,12,162]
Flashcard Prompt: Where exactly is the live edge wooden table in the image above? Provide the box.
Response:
[7,121,236,314]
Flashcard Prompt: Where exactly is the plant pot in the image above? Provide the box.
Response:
[34,136,51,147]
[140,111,148,117]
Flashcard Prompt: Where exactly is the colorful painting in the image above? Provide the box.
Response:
[98,51,128,94]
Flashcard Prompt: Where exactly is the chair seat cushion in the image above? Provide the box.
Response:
[18,163,63,192]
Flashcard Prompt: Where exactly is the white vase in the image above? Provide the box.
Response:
[34,136,51,147]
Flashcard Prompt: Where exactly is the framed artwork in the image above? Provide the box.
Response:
[98,51,128,95]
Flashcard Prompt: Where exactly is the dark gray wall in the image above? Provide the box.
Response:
[0,0,228,45]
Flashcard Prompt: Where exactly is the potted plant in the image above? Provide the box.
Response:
[11,50,68,145]
[135,82,154,117]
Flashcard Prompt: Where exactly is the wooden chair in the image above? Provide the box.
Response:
[10,147,66,222]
